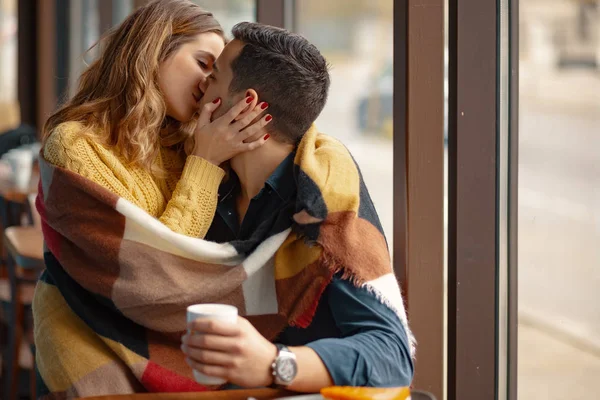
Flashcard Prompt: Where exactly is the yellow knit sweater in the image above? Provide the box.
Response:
[43,121,225,238]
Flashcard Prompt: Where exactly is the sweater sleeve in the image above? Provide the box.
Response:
[43,122,225,238]
[158,155,224,237]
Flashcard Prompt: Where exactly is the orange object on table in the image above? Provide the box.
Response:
[321,386,411,400]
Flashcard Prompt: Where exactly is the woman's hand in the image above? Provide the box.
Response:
[188,96,273,165]
[181,316,277,388]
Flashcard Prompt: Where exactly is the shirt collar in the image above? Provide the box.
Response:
[218,151,296,203]
[265,151,296,201]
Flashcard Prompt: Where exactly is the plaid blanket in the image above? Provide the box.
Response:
[33,125,415,398]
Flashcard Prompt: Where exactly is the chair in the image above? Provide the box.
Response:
[411,390,437,400]
[1,194,44,400]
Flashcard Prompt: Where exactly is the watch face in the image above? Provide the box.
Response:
[276,356,298,383]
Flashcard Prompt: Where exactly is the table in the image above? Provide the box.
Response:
[81,388,298,400]
[0,169,39,228]
[80,388,434,400]
[0,169,40,272]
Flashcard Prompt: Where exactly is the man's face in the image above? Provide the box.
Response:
[200,39,247,121]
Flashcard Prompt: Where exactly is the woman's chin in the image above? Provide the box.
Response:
[167,110,196,124]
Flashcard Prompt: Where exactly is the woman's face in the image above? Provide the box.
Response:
[158,32,225,122]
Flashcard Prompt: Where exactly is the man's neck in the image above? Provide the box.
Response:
[231,140,295,201]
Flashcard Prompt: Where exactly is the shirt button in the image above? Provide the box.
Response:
[228,211,232,215]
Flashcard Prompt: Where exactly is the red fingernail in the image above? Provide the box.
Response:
[260,102,269,110]
[264,134,270,140]
[246,96,254,104]
[265,115,272,122]
[212,98,220,104]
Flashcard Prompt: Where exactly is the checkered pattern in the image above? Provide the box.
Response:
[32,126,415,398]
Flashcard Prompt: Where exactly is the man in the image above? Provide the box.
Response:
[181,22,414,392]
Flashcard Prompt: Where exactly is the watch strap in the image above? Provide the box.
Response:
[269,344,291,389]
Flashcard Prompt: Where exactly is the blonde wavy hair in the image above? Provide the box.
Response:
[43,0,225,173]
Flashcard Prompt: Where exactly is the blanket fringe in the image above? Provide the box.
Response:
[361,281,417,359]
[319,243,417,359]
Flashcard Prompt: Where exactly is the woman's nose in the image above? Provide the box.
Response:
[198,75,209,94]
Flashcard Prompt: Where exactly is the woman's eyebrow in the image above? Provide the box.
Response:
[194,50,216,63]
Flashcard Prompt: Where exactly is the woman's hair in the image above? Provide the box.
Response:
[43,0,224,173]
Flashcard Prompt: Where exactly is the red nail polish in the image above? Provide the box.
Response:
[212,98,220,104]
[261,102,269,110]
[246,96,254,104]
[265,115,272,122]
[264,134,270,140]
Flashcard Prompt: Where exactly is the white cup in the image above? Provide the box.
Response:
[4,150,33,189]
[186,304,238,385]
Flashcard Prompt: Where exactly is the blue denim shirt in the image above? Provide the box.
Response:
[205,153,413,387]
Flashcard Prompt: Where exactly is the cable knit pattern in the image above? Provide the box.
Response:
[43,121,225,238]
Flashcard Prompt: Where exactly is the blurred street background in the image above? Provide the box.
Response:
[519,0,600,398]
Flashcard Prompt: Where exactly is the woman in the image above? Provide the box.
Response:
[42,0,271,238]
[34,0,271,397]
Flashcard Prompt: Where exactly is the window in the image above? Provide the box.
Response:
[0,0,18,131]
[67,0,101,97]
[0,0,17,103]
[296,0,394,243]
[192,0,256,38]
[519,1,600,398]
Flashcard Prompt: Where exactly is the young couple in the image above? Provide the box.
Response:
[34,0,414,398]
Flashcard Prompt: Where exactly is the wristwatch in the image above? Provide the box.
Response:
[270,344,298,388]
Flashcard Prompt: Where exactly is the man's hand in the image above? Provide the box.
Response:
[181,316,278,388]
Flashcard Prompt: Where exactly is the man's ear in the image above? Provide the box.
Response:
[234,88,260,121]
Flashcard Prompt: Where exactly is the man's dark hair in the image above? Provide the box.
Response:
[230,22,330,144]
